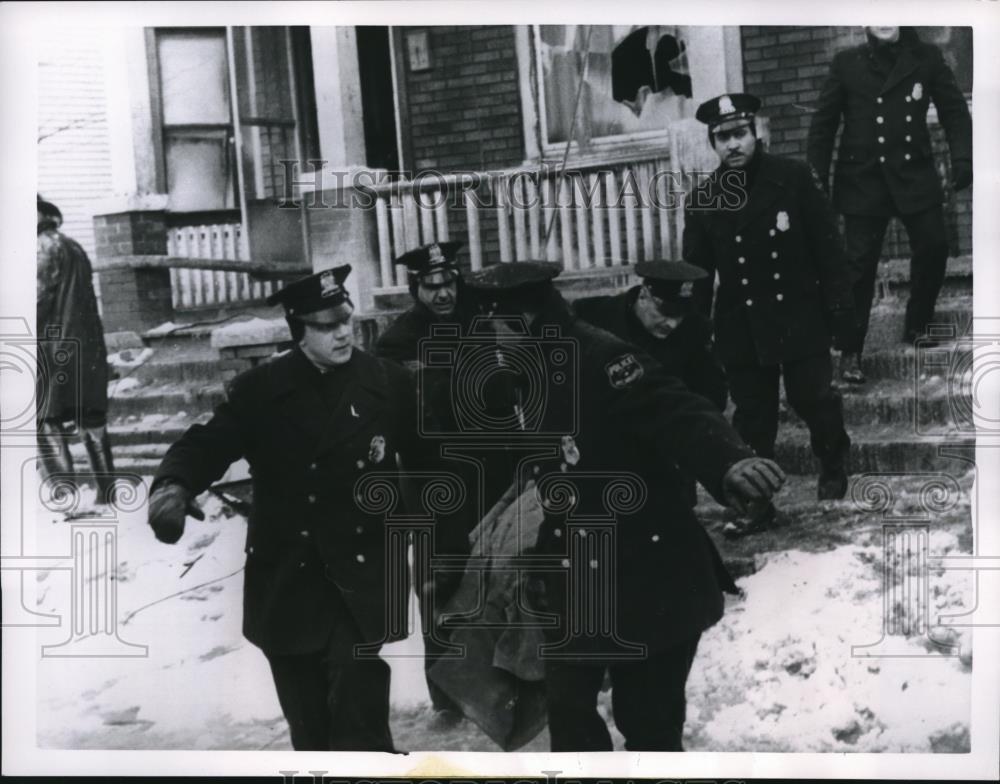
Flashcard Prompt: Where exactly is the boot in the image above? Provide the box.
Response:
[81,425,117,505]
[818,443,850,501]
[37,420,75,481]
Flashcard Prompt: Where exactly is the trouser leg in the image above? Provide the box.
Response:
[37,418,75,486]
[725,364,781,459]
[609,634,702,751]
[782,353,850,464]
[80,412,116,504]
[899,205,950,342]
[265,604,395,751]
[842,214,891,355]
[544,659,613,751]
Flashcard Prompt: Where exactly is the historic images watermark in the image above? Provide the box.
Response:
[274,161,750,213]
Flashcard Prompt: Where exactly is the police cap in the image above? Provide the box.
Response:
[266,265,352,317]
[695,93,761,130]
[635,259,707,301]
[464,261,562,311]
[396,241,462,280]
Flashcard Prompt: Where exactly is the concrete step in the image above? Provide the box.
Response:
[879,255,972,298]
[862,297,971,352]
[772,378,964,429]
[774,423,974,475]
[108,383,225,418]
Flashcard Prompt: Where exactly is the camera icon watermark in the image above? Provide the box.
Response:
[417,316,579,439]
[0,317,81,436]
[914,317,1000,437]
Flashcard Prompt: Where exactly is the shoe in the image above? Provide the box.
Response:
[817,465,848,500]
[723,502,777,540]
[840,354,866,385]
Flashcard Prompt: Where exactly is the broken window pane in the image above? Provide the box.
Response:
[164,128,236,212]
[157,30,231,125]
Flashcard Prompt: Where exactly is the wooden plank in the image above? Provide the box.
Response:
[390,195,408,285]
[558,177,574,270]
[496,178,513,262]
[639,163,655,261]
[527,176,541,258]
[589,172,606,268]
[434,191,450,242]
[605,170,622,265]
[574,176,591,270]
[375,196,393,289]
[419,191,435,245]
[673,193,686,259]
[402,188,420,251]
[623,169,639,264]
[542,177,558,262]
[464,189,483,271]
[511,176,528,261]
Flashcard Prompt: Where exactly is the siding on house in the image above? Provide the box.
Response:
[37,28,114,261]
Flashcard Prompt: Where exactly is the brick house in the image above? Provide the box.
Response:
[88,24,972,336]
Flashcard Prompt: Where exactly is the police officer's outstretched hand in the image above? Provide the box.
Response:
[722,457,786,514]
[952,160,973,191]
[148,481,204,544]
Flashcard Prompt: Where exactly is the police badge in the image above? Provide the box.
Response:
[560,435,581,466]
[912,81,923,101]
[718,95,736,115]
[605,354,645,389]
[319,270,339,298]
[776,211,791,232]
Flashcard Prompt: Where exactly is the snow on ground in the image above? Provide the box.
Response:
[29,484,972,752]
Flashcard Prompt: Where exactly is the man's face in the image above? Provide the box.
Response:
[867,26,900,43]
[297,303,355,369]
[417,270,458,318]
[634,285,683,339]
[711,122,757,169]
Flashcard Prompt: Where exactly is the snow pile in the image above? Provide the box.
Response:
[688,534,972,752]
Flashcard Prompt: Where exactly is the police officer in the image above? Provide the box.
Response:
[460,261,786,751]
[147,266,417,752]
[374,241,478,723]
[807,26,972,382]
[375,241,473,367]
[574,260,727,507]
[685,93,856,502]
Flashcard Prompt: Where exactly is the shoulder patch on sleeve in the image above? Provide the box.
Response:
[605,353,645,389]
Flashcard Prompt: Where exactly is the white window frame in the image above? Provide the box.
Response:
[516,25,744,165]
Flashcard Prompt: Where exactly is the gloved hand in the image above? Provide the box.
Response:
[828,307,859,352]
[722,457,786,514]
[148,481,204,544]
[951,159,972,191]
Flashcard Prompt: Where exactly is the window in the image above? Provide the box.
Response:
[153,27,318,216]
[529,25,739,160]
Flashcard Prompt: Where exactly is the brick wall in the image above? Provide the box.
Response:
[94,212,173,333]
[398,26,527,267]
[742,26,972,260]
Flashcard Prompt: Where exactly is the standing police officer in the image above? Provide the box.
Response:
[147,266,417,752]
[685,93,856,502]
[459,261,785,751]
[807,26,972,382]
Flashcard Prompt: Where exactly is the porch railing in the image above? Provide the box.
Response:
[367,117,765,294]
[166,223,283,309]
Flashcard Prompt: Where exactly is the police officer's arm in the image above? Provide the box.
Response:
[148,378,254,542]
[683,316,729,412]
[597,345,755,506]
[799,163,854,315]
[682,201,716,319]
[927,46,972,188]
[806,52,846,191]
